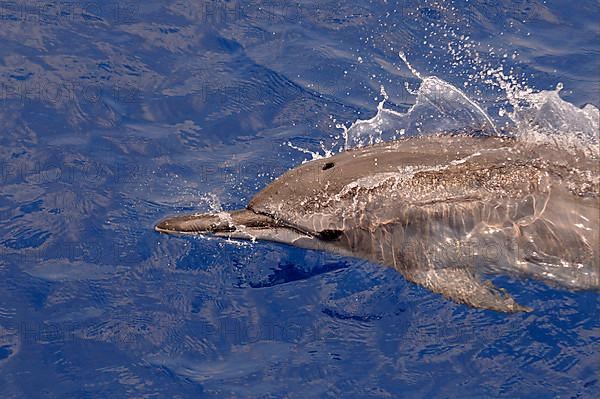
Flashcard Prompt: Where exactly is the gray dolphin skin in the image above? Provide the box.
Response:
[155,135,599,312]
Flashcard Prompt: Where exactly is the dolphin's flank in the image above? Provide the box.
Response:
[155,135,599,312]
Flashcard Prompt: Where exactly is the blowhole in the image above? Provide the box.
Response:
[322,162,335,170]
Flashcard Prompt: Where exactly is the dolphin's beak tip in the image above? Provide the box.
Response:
[154,214,216,235]
[154,219,173,234]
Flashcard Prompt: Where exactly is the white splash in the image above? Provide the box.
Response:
[333,51,599,159]
[338,56,499,151]
[284,24,599,162]
[193,192,224,214]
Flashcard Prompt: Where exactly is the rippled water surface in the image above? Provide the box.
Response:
[1,1,599,398]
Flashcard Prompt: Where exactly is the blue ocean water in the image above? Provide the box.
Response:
[1,0,598,397]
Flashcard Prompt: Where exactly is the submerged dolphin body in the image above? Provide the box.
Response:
[156,135,599,312]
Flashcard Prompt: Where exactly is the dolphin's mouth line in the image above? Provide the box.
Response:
[236,210,335,241]
[250,210,344,241]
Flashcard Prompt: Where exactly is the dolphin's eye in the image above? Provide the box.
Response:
[317,229,343,241]
[322,162,335,170]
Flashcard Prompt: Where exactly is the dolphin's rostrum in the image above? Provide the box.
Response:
[156,135,599,312]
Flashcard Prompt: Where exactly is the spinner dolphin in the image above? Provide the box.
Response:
[156,135,599,312]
